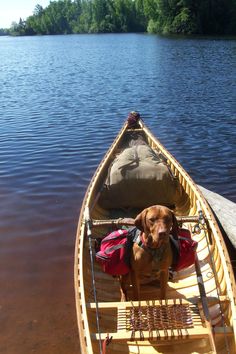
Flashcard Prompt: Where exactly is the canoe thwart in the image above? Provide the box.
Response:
[91,215,200,228]
[91,217,135,228]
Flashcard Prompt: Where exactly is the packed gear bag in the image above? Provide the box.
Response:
[96,227,197,276]
[170,228,198,271]
[99,144,182,209]
[95,229,134,276]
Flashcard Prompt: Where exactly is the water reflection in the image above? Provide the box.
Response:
[0,33,235,353]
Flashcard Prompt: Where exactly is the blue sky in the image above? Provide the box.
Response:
[0,0,50,28]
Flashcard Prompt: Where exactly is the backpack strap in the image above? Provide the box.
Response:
[130,227,165,262]
[169,234,180,269]
[129,227,144,248]
[104,243,126,254]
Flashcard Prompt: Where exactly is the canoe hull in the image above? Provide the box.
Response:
[74,116,236,354]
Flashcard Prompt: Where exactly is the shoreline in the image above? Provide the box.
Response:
[199,186,236,278]
[199,185,236,249]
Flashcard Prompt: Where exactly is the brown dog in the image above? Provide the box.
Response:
[120,205,178,301]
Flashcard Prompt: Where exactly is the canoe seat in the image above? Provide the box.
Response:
[87,298,232,344]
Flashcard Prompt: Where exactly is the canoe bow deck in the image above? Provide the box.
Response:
[74,115,236,354]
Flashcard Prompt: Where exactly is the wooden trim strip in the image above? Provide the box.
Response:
[91,326,233,341]
[91,328,205,340]
[87,296,229,309]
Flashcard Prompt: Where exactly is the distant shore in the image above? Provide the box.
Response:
[1,0,236,37]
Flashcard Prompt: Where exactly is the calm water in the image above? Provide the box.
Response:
[0,33,236,354]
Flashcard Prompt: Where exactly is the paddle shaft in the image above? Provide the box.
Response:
[85,207,103,354]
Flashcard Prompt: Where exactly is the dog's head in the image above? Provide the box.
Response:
[134,205,178,249]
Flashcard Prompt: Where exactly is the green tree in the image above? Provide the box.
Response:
[6,0,236,36]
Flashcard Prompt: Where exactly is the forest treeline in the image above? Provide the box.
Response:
[1,0,236,36]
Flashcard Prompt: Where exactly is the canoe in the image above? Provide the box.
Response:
[74,113,236,354]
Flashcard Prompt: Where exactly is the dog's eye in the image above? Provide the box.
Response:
[164,216,172,223]
[149,217,156,223]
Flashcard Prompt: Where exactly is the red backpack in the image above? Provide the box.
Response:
[95,229,132,276]
[170,228,198,271]
[96,227,197,276]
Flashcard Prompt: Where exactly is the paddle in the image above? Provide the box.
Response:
[84,206,103,354]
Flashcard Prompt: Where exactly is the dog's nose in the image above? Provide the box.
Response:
[147,235,154,246]
[158,231,167,238]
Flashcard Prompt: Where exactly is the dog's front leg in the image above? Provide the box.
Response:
[159,270,169,299]
[119,274,129,301]
[131,269,140,300]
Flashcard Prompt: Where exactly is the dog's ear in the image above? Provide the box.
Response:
[134,209,147,231]
[171,212,179,239]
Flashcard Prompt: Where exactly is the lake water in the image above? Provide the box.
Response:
[0,33,236,354]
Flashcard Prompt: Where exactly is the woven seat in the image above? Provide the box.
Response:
[87,298,232,345]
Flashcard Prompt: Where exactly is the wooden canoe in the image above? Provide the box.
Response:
[74,114,236,354]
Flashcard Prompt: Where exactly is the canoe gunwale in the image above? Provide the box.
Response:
[142,121,236,310]
[74,122,129,353]
[141,120,236,349]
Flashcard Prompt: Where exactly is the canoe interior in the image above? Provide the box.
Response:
[75,119,236,354]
